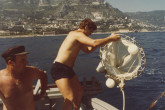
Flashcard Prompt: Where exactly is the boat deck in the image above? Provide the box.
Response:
[0,77,118,110]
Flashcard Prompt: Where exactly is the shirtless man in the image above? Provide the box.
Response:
[0,45,47,110]
[50,18,120,110]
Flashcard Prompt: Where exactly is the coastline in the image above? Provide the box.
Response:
[0,30,164,38]
[0,34,67,38]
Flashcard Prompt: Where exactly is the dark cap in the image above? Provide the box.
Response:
[1,45,29,59]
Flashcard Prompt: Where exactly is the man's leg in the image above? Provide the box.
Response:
[55,75,83,110]
[70,75,83,110]
[55,78,74,110]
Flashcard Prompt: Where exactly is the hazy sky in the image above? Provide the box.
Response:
[106,0,165,12]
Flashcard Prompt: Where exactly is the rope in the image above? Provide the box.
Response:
[117,78,125,110]
[121,90,125,110]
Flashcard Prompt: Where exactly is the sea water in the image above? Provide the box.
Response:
[0,32,165,110]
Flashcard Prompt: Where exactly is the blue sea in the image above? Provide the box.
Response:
[0,32,165,110]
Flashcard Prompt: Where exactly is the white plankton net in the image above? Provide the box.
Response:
[96,34,146,110]
[96,34,146,81]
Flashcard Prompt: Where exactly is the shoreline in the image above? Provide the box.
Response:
[0,31,164,38]
[0,34,67,38]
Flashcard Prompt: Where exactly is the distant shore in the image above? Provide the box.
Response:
[0,30,163,38]
[0,34,67,38]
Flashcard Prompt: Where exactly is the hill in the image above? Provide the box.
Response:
[1,0,164,35]
[126,10,165,27]
[0,0,127,19]
[0,0,131,34]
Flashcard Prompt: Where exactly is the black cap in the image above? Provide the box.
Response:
[1,45,29,59]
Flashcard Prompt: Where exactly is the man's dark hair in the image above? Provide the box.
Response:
[3,55,16,63]
[79,18,97,30]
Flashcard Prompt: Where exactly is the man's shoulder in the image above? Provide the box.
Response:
[69,30,84,36]
[24,66,41,77]
[0,69,6,76]
[0,69,7,84]
[25,66,38,72]
[26,65,36,69]
[25,66,43,73]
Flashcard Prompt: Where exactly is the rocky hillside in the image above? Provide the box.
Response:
[126,10,165,27]
[0,0,127,20]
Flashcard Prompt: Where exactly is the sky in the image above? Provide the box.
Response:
[106,0,165,12]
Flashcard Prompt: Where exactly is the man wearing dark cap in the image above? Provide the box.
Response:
[0,45,47,110]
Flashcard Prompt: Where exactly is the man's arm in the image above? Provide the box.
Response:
[32,67,48,101]
[76,32,120,48]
